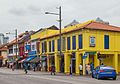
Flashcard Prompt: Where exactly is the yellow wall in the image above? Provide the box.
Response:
[31,20,120,74]
[31,29,59,40]
[83,29,120,51]
[83,29,120,73]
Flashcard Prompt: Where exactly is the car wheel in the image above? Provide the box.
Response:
[113,77,116,80]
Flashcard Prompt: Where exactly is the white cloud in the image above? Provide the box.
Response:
[0,0,120,40]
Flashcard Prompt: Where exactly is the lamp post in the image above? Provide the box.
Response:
[45,6,62,56]
[15,29,18,59]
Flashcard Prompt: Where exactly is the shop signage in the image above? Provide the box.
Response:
[90,36,95,47]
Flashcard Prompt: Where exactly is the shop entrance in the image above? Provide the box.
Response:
[49,56,55,71]
[70,52,76,73]
[41,56,47,71]
[71,58,76,73]
[60,55,64,73]
[89,54,94,64]
[118,55,120,73]
[102,54,113,67]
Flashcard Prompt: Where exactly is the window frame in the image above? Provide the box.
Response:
[78,34,83,49]
[104,35,109,49]
[72,36,76,50]
[67,37,71,50]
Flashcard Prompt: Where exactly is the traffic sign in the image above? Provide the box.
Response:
[82,53,87,59]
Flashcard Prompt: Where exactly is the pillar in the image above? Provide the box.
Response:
[94,54,100,68]
[55,54,60,72]
[47,55,50,71]
[76,52,80,75]
[82,53,89,75]
[82,58,86,75]
[64,53,70,74]
[113,53,118,74]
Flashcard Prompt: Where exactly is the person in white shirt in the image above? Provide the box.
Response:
[79,63,83,75]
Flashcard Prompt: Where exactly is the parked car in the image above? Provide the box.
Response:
[92,66,117,80]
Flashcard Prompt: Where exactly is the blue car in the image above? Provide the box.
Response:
[92,66,117,80]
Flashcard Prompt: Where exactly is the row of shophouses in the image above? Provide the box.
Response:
[0,20,120,75]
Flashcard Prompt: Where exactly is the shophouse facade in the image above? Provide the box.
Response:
[31,25,59,71]
[0,44,8,67]
[7,39,19,67]
[31,20,120,75]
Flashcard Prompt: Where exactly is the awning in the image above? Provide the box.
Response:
[41,56,47,61]
[18,58,26,63]
[16,57,24,62]
[7,60,16,63]
[29,57,40,63]
[24,56,36,62]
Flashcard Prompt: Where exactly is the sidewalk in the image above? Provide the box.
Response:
[0,67,92,77]
[0,67,67,76]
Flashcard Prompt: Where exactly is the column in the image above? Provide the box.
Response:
[46,41,49,71]
[55,54,60,72]
[76,52,80,75]
[64,53,70,74]
[82,57,85,75]
[94,54,100,68]
[114,53,118,74]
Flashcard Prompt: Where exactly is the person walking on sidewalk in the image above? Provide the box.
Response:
[79,63,83,75]
[69,64,72,76]
[32,63,36,72]
[23,62,28,74]
[51,64,55,75]
[86,63,91,75]
[12,62,16,71]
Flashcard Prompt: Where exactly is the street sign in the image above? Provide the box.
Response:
[85,51,96,55]
[82,53,87,59]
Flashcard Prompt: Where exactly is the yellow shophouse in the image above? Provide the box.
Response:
[31,20,120,75]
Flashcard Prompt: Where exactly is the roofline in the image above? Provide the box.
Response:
[40,27,120,40]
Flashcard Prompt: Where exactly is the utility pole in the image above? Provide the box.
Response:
[59,6,62,57]
[45,6,62,56]
[15,29,17,59]
[15,29,18,69]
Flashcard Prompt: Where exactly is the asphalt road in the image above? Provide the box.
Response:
[0,68,120,84]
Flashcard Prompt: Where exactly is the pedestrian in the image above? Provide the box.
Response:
[51,64,55,75]
[86,63,91,75]
[90,62,94,72]
[32,63,36,72]
[12,62,16,71]
[23,62,28,74]
[69,64,72,76]
[79,63,83,75]
[38,62,41,71]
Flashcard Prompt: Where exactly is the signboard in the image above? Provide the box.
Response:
[90,36,95,47]
[85,51,96,55]
[25,44,31,51]
[82,53,87,59]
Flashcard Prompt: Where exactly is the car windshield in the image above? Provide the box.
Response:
[100,66,114,70]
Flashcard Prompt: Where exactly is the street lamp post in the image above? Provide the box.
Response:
[45,6,62,56]
[15,29,18,59]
